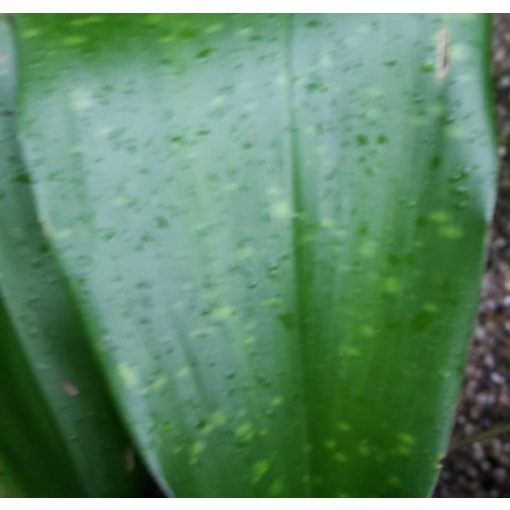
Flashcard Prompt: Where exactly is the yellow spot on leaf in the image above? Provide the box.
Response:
[189,441,205,464]
[211,306,234,321]
[70,15,104,27]
[176,367,190,378]
[383,277,401,295]
[320,217,334,228]
[397,432,415,445]
[150,376,167,391]
[387,475,401,487]
[236,422,255,441]
[270,395,283,407]
[445,126,465,139]
[118,362,138,388]
[274,74,287,87]
[237,27,254,38]
[206,23,223,33]
[22,28,40,39]
[439,224,463,239]
[358,441,371,457]
[251,459,271,483]
[263,297,280,308]
[269,479,283,495]
[210,96,226,108]
[359,241,376,258]
[339,344,361,358]
[324,440,337,450]
[271,200,292,220]
[55,228,72,239]
[63,35,87,47]
[423,303,438,313]
[429,210,450,223]
[336,422,351,433]
[202,411,227,435]
[361,325,376,338]
[333,452,348,463]
[236,246,254,260]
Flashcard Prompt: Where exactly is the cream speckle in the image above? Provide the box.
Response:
[68,145,83,155]
[270,395,283,407]
[70,89,93,111]
[242,334,256,345]
[423,303,438,313]
[270,200,292,220]
[429,210,449,223]
[359,240,375,258]
[318,56,333,68]
[274,74,287,87]
[63,35,87,47]
[210,95,226,108]
[339,344,361,357]
[189,440,205,464]
[358,441,371,457]
[211,306,234,321]
[333,452,348,463]
[97,126,113,137]
[54,228,72,239]
[324,440,337,450]
[224,182,241,192]
[190,327,213,339]
[237,27,254,38]
[320,217,334,228]
[410,116,427,127]
[206,23,223,33]
[336,422,351,433]
[158,34,174,43]
[450,43,469,61]
[383,277,401,295]
[269,479,283,495]
[361,325,376,338]
[150,376,167,391]
[243,102,258,113]
[236,246,254,260]
[236,422,255,441]
[386,475,402,487]
[176,367,191,378]
[397,432,415,445]
[202,411,227,434]
[251,459,271,483]
[445,126,465,139]
[439,224,464,239]
[69,15,104,27]
[263,297,280,308]
[21,28,40,39]
[118,362,138,388]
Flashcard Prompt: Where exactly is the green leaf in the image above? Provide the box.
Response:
[0,16,143,497]
[13,14,496,496]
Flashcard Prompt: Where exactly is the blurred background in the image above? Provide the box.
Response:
[433,13,510,498]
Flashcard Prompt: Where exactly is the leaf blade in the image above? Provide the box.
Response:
[0,16,143,497]
[14,13,496,496]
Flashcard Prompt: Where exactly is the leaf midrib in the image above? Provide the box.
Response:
[285,14,313,497]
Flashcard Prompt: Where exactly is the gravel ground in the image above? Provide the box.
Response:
[433,14,510,498]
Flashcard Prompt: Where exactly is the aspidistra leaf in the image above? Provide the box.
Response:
[0,16,143,497]
[14,14,496,496]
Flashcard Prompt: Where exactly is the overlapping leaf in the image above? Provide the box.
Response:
[13,14,496,496]
[0,16,143,497]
